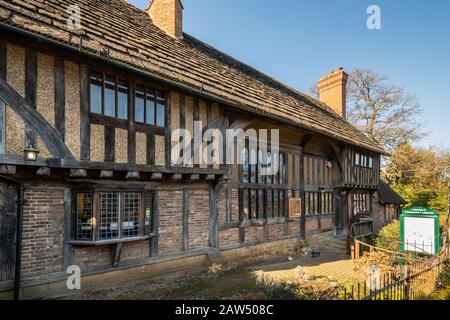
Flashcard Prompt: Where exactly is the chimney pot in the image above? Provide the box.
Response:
[317,68,348,118]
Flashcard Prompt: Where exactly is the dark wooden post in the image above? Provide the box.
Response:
[0,41,6,154]
[209,181,219,248]
[299,145,306,239]
[183,189,189,251]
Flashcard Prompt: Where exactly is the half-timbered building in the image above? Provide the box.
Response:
[0,0,401,298]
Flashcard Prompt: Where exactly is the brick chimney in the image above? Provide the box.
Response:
[317,68,348,118]
[146,0,184,39]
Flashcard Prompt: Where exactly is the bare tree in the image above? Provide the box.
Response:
[346,69,424,152]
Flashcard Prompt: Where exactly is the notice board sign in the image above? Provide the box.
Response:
[400,207,440,255]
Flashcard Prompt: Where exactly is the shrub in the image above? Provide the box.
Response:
[376,220,401,252]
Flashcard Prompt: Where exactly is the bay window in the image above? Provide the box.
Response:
[75,190,155,243]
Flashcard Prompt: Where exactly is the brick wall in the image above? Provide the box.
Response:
[268,224,286,239]
[288,221,301,235]
[219,229,240,247]
[21,188,64,277]
[188,190,210,250]
[158,190,183,255]
[245,226,264,243]
[217,187,226,223]
[305,218,319,235]
[321,216,333,231]
[73,246,111,269]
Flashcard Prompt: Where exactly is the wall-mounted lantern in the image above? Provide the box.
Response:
[24,145,39,162]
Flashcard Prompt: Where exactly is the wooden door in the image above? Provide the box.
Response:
[0,181,17,281]
[334,191,346,237]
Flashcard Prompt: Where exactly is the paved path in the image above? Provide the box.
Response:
[253,251,364,284]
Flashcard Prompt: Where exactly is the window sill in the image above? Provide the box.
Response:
[69,234,154,247]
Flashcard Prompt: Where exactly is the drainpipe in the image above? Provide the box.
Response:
[13,185,24,300]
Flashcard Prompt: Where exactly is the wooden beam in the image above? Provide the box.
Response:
[112,243,123,268]
[299,146,306,239]
[104,126,115,162]
[125,171,140,179]
[209,183,218,248]
[54,58,65,140]
[183,189,189,251]
[79,65,90,160]
[63,188,73,269]
[170,173,182,180]
[150,172,163,180]
[69,169,87,177]
[0,165,16,175]
[0,154,226,175]
[0,77,75,159]
[193,97,200,168]
[164,90,171,167]
[150,191,159,257]
[0,41,6,154]
[127,81,136,164]
[146,132,155,165]
[25,48,37,149]
[99,170,113,178]
[36,167,50,176]
[179,94,186,166]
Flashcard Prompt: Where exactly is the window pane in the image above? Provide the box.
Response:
[117,80,128,120]
[104,76,116,117]
[258,190,265,219]
[250,189,257,220]
[305,192,310,215]
[135,85,145,123]
[273,190,279,217]
[250,148,257,184]
[241,147,249,183]
[122,192,141,238]
[146,88,155,125]
[266,190,273,218]
[90,73,102,114]
[257,150,266,184]
[98,192,120,240]
[156,91,165,127]
[76,193,94,241]
[266,152,272,184]
[242,189,249,220]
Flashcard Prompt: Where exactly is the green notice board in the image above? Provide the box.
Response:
[400,207,440,255]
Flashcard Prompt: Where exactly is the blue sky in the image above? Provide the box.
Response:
[128,0,450,149]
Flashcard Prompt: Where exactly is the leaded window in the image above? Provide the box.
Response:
[352,193,368,215]
[75,190,154,243]
[305,191,334,216]
[239,145,288,220]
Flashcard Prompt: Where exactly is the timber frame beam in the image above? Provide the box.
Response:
[0,78,75,160]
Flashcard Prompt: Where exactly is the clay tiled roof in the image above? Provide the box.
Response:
[0,0,387,154]
[378,181,406,205]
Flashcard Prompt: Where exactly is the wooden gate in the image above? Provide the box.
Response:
[0,180,17,281]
